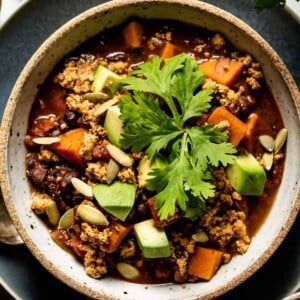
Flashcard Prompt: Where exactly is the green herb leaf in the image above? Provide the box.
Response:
[119,53,237,220]
[170,56,211,123]
[187,126,237,169]
[252,0,286,13]
[121,54,187,124]
[119,92,182,157]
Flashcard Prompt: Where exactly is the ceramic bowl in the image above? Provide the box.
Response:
[1,0,300,299]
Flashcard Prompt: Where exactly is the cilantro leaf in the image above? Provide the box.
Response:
[148,156,189,220]
[184,193,207,221]
[187,126,237,169]
[119,92,182,157]
[121,54,187,124]
[252,0,286,13]
[170,56,212,123]
[119,53,237,220]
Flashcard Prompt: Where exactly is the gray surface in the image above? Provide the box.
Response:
[0,0,299,299]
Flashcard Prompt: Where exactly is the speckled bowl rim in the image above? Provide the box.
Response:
[0,0,299,299]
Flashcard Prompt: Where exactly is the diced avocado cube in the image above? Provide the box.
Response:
[133,219,171,259]
[226,153,266,195]
[93,181,136,221]
[91,65,121,95]
[137,154,168,189]
[104,105,124,148]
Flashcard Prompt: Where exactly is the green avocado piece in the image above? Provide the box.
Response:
[104,105,124,148]
[91,65,121,95]
[133,219,171,259]
[226,153,266,196]
[93,181,136,221]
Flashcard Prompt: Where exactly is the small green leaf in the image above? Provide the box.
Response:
[253,0,286,13]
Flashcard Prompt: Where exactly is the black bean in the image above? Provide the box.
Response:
[60,170,79,192]
[28,164,48,188]
[64,110,79,128]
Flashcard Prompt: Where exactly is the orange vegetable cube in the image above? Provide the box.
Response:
[188,246,224,280]
[199,58,243,87]
[242,113,259,152]
[50,128,87,169]
[123,21,144,49]
[207,106,247,147]
[147,198,180,227]
[103,221,132,253]
[160,43,180,59]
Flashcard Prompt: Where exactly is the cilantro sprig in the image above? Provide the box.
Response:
[119,53,236,220]
[252,0,299,13]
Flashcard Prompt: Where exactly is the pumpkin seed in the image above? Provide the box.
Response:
[106,144,133,167]
[32,136,60,145]
[94,97,119,117]
[71,178,93,198]
[192,230,209,243]
[83,92,110,102]
[58,208,74,229]
[106,159,120,184]
[258,135,274,152]
[46,201,60,226]
[262,152,273,171]
[116,263,140,280]
[274,128,287,154]
[77,204,109,226]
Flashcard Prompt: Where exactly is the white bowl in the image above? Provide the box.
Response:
[1,0,300,299]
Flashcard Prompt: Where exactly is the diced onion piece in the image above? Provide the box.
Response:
[106,144,133,167]
[71,178,93,198]
[116,262,140,280]
[77,204,109,226]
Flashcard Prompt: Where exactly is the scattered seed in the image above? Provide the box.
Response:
[46,201,60,226]
[94,97,120,117]
[32,137,60,145]
[71,178,93,198]
[262,152,274,171]
[106,159,120,184]
[274,128,287,154]
[116,263,140,280]
[192,230,209,243]
[83,92,110,102]
[58,208,74,229]
[106,144,133,167]
[258,135,274,152]
[76,204,109,226]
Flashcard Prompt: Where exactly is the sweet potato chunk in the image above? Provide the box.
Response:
[147,198,180,227]
[199,58,243,87]
[188,246,224,280]
[242,113,259,152]
[50,128,87,169]
[123,21,144,49]
[103,221,132,253]
[160,43,180,59]
[207,106,247,147]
